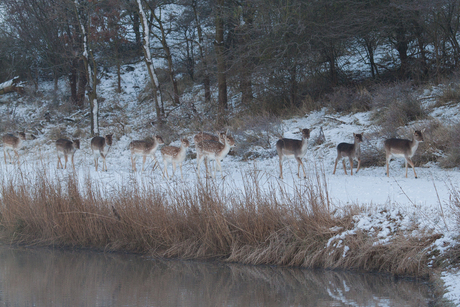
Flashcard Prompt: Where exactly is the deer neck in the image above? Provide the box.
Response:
[409,138,420,156]
[353,140,361,154]
[299,138,308,155]
[217,142,231,158]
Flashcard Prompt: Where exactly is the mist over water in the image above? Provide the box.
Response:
[0,245,436,306]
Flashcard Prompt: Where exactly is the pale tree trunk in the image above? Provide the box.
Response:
[215,0,227,127]
[75,0,99,136]
[136,0,162,124]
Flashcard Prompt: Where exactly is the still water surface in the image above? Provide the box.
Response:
[0,245,436,306]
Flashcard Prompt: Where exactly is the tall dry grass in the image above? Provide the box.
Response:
[0,168,442,277]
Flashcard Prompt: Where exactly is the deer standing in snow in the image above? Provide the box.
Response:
[384,129,425,178]
[161,138,190,179]
[91,134,113,171]
[56,138,80,170]
[276,128,310,179]
[333,132,364,175]
[129,135,164,172]
[196,134,235,178]
[3,132,26,165]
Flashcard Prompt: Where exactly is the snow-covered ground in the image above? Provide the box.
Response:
[1,62,460,305]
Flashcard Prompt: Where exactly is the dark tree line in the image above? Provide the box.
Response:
[2,0,460,126]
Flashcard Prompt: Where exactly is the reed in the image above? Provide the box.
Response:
[0,168,443,277]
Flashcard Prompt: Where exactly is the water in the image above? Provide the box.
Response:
[0,245,436,306]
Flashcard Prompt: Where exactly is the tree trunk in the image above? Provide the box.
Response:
[136,0,162,124]
[192,0,211,104]
[215,1,228,126]
[395,27,409,79]
[75,0,98,136]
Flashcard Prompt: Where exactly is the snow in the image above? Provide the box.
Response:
[1,61,460,305]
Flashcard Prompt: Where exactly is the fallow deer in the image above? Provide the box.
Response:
[161,138,190,179]
[196,134,235,178]
[129,136,164,172]
[3,132,26,165]
[276,128,310,179]
[91,134,113,172]
[56,138,80,170]
[194,131,226,173]
[384,129,425,178]
[333,132,364,175]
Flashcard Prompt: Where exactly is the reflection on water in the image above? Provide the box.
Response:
[0,245,435,306]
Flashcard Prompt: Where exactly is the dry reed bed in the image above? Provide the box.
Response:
[0,168,444,277]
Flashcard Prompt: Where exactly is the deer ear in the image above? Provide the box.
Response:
[421,128,426,133]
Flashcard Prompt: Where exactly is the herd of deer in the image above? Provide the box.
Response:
[2,128,426,179]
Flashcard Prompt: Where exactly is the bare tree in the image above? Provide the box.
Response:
[136,0,162,123]
[74,0,99,136]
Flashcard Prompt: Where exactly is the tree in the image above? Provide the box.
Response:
[74,0,99,136]
[214,0,228,126]
[136,0,163,123]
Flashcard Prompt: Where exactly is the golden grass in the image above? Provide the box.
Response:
[0,168,445,277]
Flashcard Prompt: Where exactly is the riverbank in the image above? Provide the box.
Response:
[1,167,458,304]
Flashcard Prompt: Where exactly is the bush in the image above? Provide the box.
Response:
[324,86,372,114]
[439,122,460,168]
[372,83,427,137]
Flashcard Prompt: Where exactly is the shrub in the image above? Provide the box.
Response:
[372,83,427,137]
[324,86,372,114]
[439,122,460,168]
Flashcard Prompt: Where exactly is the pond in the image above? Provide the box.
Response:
[0,245,436,306]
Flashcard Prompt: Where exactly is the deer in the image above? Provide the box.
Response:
[384,129,425,178]
[196,134,235,178]
[276,128,310,179]
[193,131,226,144]
[3,132,26,165]
[90,134,113,172]
[129,135,164,172]
[161,138,190,179]
[333,132,364,175]
[194,131,226,173]
[55,138,80,170]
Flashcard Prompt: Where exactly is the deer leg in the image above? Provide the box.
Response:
[196,153,202,172]
[205,158,211,178]
[356,158,361,173]
[296,157,306,179]
[333,157,339,175]
[71,154,75,171]
[216,159,222,178]
[278,157,283,179]
[100,152,106,171]
[131,155,136,172]
[405,159,408,178]
[349,157,354,176]
[142,155,146,172]
[64,155,68,169]
[407,158,417,178]
[14,150,19,164]
[8,151,13,164]
[57,155,62,169]
[342,159,347,175]
[172,162,177,177]
[163,160,168,179]
[386,156,390,177]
